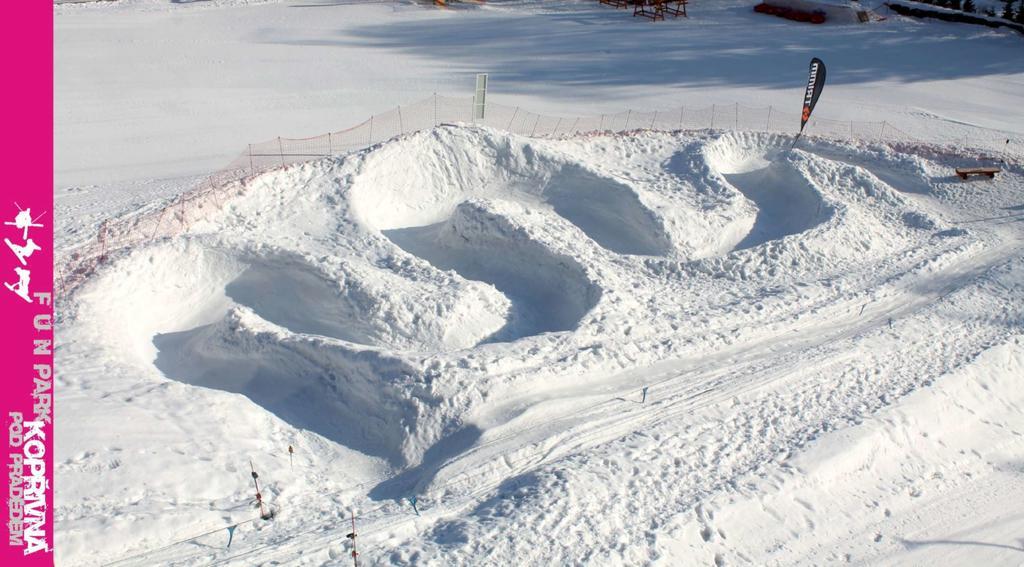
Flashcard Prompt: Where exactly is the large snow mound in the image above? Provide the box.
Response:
[71,127,963,460]
[58,125,1024,566]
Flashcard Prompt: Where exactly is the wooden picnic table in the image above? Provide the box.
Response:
[632,0,688,20]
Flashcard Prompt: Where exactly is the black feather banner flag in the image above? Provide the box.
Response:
[799,58,827,135]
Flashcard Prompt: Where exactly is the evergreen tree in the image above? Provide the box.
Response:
[984,6,996,16]
[962,0,975,12]
[1002,0,1015,19]
[950,0,961,10]
[1016,0,1024,22]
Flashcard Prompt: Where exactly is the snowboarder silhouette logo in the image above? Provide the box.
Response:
[5,266,32,303]
[5,237,40,266]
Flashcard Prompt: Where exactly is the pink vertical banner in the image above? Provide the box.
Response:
[1,1,55,566]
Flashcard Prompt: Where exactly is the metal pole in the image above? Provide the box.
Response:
[766,106,773,131]
[506,107,520,131]
[433,93,438,126]
[398,106,404,135]
[599,114,605,131]
[624,109,632,131]
[531,114,541,137]
[735,103,739,130]
[711,105,716,129]
[552,117,563,137]
[368,116,374,145]
[679,106,684,130]
[650,111,657,130]
[250,460,267,520]
[349,510,359,567]
[98,221,108,259]
[880,121,887,140]
[248,144,254,175]
[569,117,580,135]
[278,137,285,166]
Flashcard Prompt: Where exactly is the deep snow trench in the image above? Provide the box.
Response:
[383,201,599,342]
[703,134,826,251]
[351,129,671,342]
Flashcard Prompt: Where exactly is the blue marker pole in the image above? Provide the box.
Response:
[641,386,649,404]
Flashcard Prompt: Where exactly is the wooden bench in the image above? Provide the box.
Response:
[955,167,1000,180]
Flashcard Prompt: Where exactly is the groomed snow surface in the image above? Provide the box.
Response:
[57,126,1024,566]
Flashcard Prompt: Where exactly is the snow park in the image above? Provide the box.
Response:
[51,0,1023,565]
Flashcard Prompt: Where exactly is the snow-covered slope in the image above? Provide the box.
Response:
[54,0,1024,189]
[55,125,1024,565]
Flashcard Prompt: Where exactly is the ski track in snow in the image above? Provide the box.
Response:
[55,127,1024,566]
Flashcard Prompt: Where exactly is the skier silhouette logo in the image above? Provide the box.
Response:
[5,267,32,303]
[5,237,41,266]
[4,206,45,240]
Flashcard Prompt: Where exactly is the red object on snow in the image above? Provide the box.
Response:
[753,2,827,24]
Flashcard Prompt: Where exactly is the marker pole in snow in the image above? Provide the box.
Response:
[641,386,649,404]
[346,510,359,567]
[250,460,268,520]
[288,445,294,469]
[408,496,420,516]
[226,525,237,549]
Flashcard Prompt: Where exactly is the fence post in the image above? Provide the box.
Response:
[624,109,632,131]
[569,117,580,135]
[735,103,739,130]
[248,144,254,175]
[766,106,773,131]
[433,93,438,127]
[506,107,520,132]
[398,106,404,135]
[369,116,374,145]
[711,105,716,129]
[552,117,563,137]
[531,114,541,137]
[879,121,887,140]
[850,120,854,139]
[150,208,165,239]
[600,114,605,131]
[328,132,334,155]
[57,264,66,297]
[278,137,285,166]
[178,197,187,230]
[679,106,685,131]
[650,111,658,130]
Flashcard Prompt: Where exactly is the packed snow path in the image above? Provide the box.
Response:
[57,128,1024,566]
